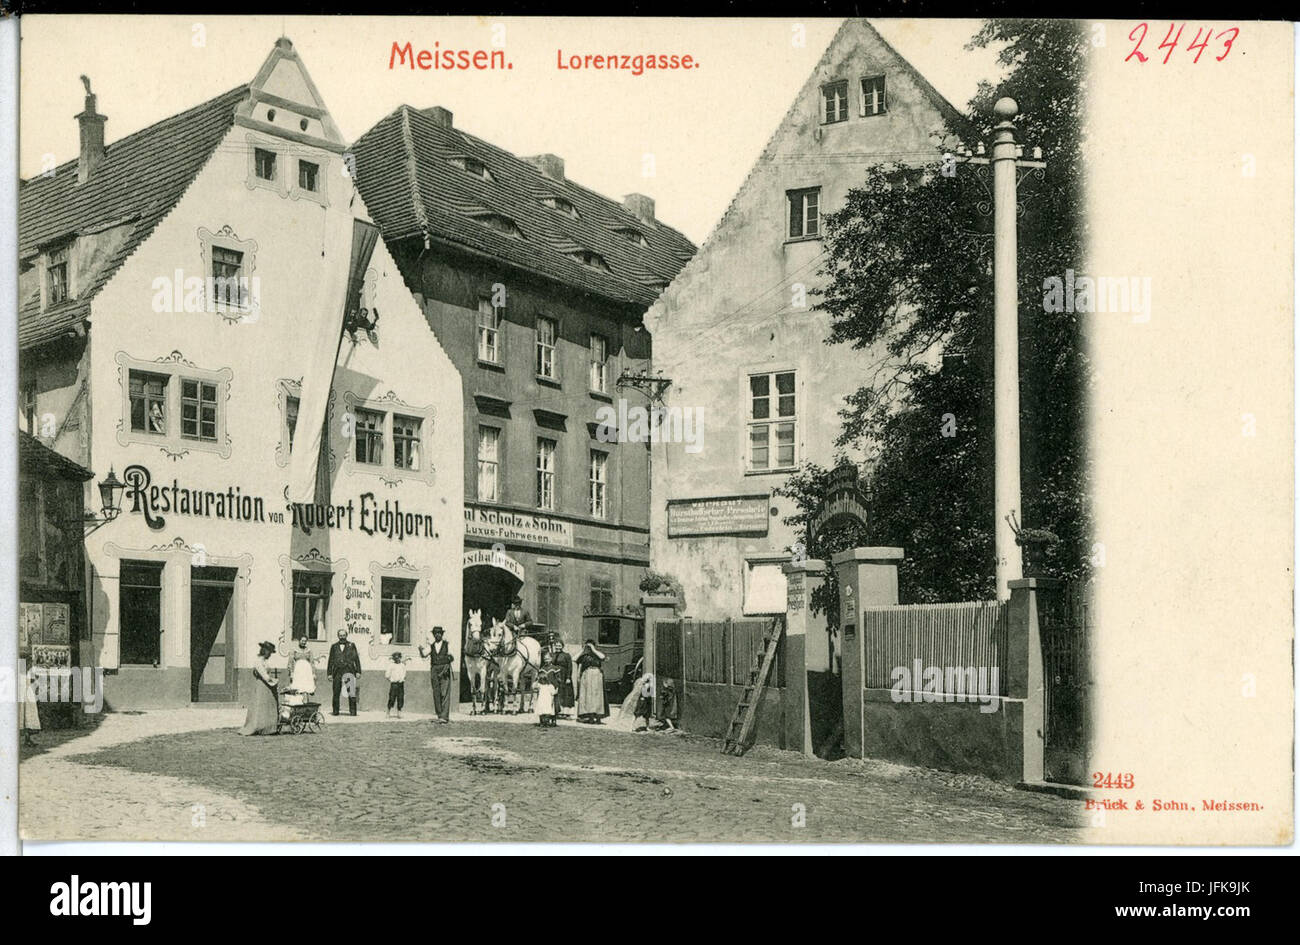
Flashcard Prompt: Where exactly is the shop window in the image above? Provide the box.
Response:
[381,577,417,644]
[477,425,500,501]
[119,560,164,665]
[292,570,331,641]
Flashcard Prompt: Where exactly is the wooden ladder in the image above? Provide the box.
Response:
[722,616,784,756]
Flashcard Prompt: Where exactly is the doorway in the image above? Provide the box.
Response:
[191,566,238,702]
[461,561,523,700]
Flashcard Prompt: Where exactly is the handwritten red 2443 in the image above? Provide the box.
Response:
[1126,24,1238,64]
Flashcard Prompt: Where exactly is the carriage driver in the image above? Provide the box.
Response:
[503,595,532,634]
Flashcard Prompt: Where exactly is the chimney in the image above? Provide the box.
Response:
[423,106,453,128]
[623,193,655,225]
[526,153,565,181]
[76,75,107,184]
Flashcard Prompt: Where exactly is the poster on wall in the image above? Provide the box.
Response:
[31,644,72,666]
[19,602,43,654]
[667,495,770,538]
[43,601,71,645]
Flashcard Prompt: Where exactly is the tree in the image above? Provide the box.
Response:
[806,19,1092,602]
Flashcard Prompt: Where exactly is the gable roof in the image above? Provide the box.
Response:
[17,85,248,350]
[351,105,697,309]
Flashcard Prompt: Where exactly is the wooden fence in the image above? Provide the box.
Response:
[657,618,786,688]
[859,600,1009,694]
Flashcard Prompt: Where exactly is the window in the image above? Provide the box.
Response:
[129,371,169,435]
[355,408,384,465]
[477,298,500,363]
[393,415,422,471]
[292,570,331,641]
[589,334,609,392]
[119,560,164,665]
[787,188,820,239]
[476,213,524,239]
[180,379,218,442]
[861,75,887,116]
[477,426,500,502]
[543,195,578,218]
[21,380,36,434]
[254,148,277,181]
[285,395,300,452]
[590,576,614,615]
[46,246,69,306]
[597,617,620,645]
[822,80,849,123]
[450,155,493,181]
[380,577,417,645]
[536,438,556,510]
[614,227,648,247]
[570,249,610,272]
[747,371,797,472]
[298,160,319,192]
[536,581,562,635]
[536,316,557,379]
[588,450,608,518]
[211,246,245,307]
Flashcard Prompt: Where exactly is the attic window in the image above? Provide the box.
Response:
[45,245,70,306]
[543,196,579,219]
[450,156,494,182]
[254,148,277,181]
[474,213,525,239]
[822,80,849,124]
[615,228,649,248]
[861,75,887,116]
[570,249,610,273]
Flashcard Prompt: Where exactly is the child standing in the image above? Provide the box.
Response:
[535,651,558,728]
[385,652,408,718]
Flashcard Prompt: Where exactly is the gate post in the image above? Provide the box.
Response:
[783,559,825,756]
[832,548,904,759]
[1006,577,1056,784]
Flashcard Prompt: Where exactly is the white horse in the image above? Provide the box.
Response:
[487,617,542,714]
[463,609,492,715]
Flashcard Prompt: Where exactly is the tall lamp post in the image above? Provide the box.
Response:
[961,97,1045,600]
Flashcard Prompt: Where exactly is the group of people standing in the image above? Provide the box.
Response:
[531,638,611,726]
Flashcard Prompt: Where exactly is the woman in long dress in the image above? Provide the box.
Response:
[574,640,608,723]
[239,641,280,736]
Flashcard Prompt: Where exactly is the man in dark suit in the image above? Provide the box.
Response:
[326,628,362,716]
[419,626,453,723]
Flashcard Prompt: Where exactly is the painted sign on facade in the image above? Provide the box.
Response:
[667,494,769,538]
[464,505,574,548]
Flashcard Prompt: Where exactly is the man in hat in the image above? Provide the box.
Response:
[503,595,531,635]
[419,626,453,723]
[326,628,362,716]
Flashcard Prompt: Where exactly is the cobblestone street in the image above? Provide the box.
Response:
[20,708,1082,844]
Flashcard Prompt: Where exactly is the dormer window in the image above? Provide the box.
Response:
[614,227,649,248]
[474,213,525,239]
[570,249,610,273]
[822,80,849,124]
[861,75,887,116]
[450,156,494,181]
[254,148,277,181]
[542,195,579,219]
[45,245,70,306]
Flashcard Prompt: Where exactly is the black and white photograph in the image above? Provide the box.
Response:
[4,13,1294,858]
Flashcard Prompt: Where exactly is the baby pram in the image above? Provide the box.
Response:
[277,688,324,734]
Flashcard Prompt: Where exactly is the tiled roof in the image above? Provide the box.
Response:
[18,430,94,482]
[351,106,697,309]
[18,85,249,350]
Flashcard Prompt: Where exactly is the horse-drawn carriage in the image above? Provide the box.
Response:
[462,610,556,715]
